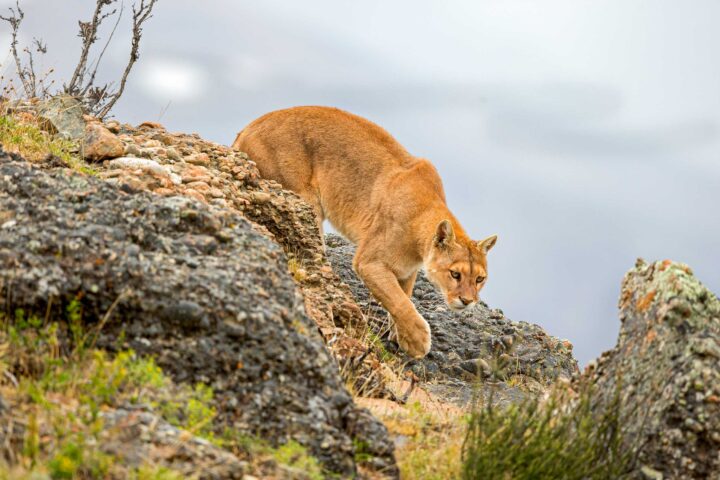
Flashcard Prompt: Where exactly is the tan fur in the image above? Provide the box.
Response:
[233,106,497,358]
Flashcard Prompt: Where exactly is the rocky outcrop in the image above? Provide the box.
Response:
[0,151,396,476]
[92,119,388,399]
[584,259,720,479]
[325,234,578,405]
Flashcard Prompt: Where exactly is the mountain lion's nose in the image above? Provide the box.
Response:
[460,297,473,306]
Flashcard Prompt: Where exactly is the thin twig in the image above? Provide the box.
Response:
[87,289,129,351]
[97,0,158,118]
[0,1,33,97]
[66,0,118,93]
[81,1,125,97]
[2,370,18,388]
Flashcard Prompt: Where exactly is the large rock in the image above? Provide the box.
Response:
[36,96,86,139]
[0,151,396,477]
[325,234,578,405]
[584,259,720,479]
[83,122,125,161]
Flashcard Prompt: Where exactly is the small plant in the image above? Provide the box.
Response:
[461,378,634,480]
[66,298,84,353]
[156,382,218,443]
[132,465,185,480]
[367,331,395,363]
[221,432,328,479]
[272,441,325,480]
[47,437,113,479]
[382,400,466,480]
[0,113,94,173]
[287,256,307,282]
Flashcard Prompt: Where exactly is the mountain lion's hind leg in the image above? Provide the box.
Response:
[353,256,431,358]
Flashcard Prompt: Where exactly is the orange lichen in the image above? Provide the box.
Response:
[636,290,656,312]
[659,260,672,271]
[645,329,657,344]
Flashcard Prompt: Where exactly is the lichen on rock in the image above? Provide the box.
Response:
[583,259,720,479]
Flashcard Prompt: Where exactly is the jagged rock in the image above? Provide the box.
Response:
[83,122,125,161]
[0,151,396,477]
[325,234,578,405]
[584,259,720,479]
[36,96,86,139]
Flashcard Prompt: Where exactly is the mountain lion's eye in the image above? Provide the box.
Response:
[450,270,461,280]
[476,276,486,283]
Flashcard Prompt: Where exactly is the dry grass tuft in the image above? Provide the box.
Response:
[360,395,465,480]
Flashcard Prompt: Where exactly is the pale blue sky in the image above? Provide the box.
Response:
[2,0,719,364]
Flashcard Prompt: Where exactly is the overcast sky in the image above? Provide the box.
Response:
[2,0,719,365]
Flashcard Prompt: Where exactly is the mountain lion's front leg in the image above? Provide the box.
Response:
[354,260,431,358]
[398,271,417,298]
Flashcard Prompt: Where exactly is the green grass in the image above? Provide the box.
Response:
[271,441,325,480]
[0,306,215,478]
[461,379,634,480]
[0,305,330,479]
[0,113,96,174]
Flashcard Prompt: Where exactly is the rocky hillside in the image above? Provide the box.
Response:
[0,98,718,479]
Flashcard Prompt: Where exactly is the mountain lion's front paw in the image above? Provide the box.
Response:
[396,318,431,358]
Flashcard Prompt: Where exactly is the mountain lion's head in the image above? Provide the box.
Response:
[424,220,497,312]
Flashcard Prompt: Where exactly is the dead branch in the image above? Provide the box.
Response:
[2,0,159,119]
[96,0,158,119]
[65,0,118,94]
[0,1,34,98]
[80,2,125,97]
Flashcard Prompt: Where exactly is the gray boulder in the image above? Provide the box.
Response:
[0,151,396,477]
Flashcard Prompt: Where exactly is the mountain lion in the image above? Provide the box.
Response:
[233,106,497,358]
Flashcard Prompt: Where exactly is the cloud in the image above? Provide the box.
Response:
[136,58,208,102]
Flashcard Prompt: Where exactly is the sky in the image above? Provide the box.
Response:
[2,0,719,365]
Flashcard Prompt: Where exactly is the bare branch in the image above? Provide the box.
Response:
[65,0,118,94]
[21,45,36,96]
[96,0,158,118]
[33,38,47,54]
[81,1,125,97]
[1,0,159,118]
[0,1,34,98]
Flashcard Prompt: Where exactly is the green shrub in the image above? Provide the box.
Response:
[272,441,325,480]
[462,380,634,480]
[157,382,218,443]
[47,437,113,479]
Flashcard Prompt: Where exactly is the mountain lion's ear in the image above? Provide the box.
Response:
[434,220,455,248]
[477,234,498,254]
